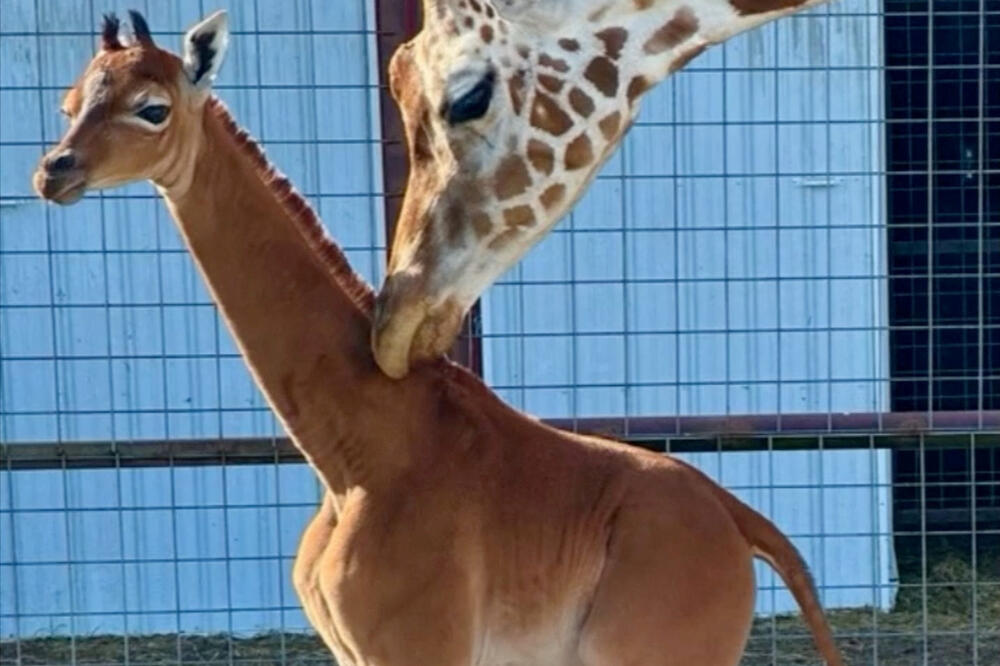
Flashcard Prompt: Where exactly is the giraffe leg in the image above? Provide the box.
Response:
[577,486,756,665]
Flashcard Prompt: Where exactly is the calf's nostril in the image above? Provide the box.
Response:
[48,152,76,172]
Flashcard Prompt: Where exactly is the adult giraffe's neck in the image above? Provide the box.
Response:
[488,0,832,87]
[157,99,393,493]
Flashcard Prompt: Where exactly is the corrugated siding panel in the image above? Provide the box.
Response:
[0,463,322,635]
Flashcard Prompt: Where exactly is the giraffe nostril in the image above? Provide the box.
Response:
[48,151,77,173]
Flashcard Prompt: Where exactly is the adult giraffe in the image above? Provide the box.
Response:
[373,0,835,378]
[33,10,843,665]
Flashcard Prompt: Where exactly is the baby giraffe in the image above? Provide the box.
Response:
[34,10,842,666]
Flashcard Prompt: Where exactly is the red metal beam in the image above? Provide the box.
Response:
[373,0,483,375]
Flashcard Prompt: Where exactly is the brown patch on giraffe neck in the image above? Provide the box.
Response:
[627,76,651,103]
[508,70,527,115]
[493,154,532,200]
[558,37,580,51]
[471,211,493,238]
[598,111,622,141]
[530,92,573,136]
[527,139,555,175]
[595,27,628,60]
[463,16,475,29]
[444,182,487,245]
[669,43,708,73]
[644,7,699,54]
[488,228,519,251]
[584,56,619,97]
[539,73,564,93]
[565,133,594,170]
[634,0,654,8]
[569,88,595,117]
[539,184,566,211]
[444,199,466,244]
[468,0,483,12]
[539,53,570,73]
[730,0,807,14]
[480,24,494,43]
[503,205,535,228]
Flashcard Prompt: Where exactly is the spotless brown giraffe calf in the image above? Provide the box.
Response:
[373,0,836,378]
[34,10,843,665]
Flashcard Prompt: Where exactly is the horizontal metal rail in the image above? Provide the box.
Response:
[4,411,1000,470]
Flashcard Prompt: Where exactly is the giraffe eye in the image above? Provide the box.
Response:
[444,71,495,125]
[136,104,170,125]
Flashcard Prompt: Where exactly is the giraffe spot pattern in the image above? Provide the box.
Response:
[539,53,571,73]
[584,56,619,97]
[503,205,535,228]
[558,37,580,51]
[493,154,533,200]
[643,7,699,54]
[488,228,519,251]
[540,184,566,211]
[508,71,527,115]
[635,0,655,8]
[565,133,594,170]
[471,211,493,238]
[539,73,564,93]
[598,111,621,141]
[627,75,651,103]
[444,199,466,244]
[530,92,574,136]
[527,139,555,175]
[480,24,494,43]
[569,87,595,117]
[730,0,807,15]
[595,27,628,60]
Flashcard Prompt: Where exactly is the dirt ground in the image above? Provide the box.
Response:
[3,536,997,665]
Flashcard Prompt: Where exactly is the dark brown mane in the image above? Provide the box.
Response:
[203,98,499,406]
[205,97,376,317]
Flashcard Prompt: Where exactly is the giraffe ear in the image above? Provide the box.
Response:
[182,10,229,89]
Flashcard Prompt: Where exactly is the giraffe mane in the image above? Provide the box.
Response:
[204,100,499,406]
[205,97,376,318]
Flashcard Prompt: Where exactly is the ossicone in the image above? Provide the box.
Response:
[128,9,155,47]
[100,12,122,50]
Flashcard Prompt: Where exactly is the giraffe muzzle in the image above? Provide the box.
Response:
[372,272,466,379]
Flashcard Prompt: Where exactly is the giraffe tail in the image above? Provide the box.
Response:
[711,486,845,666]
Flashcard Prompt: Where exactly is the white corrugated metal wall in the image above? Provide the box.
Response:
[1,0,895,638]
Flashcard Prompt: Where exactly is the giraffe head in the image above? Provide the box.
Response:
[373,0,711,378]
[33,10,229,204]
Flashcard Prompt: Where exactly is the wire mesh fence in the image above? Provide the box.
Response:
[0,0,999,664]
